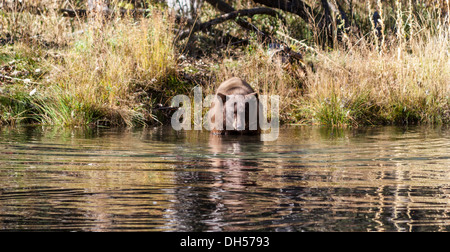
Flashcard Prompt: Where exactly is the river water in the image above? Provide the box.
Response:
[0,126,449,231]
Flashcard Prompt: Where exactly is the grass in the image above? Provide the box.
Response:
[0,1,449,128]
[295,1,450,126]
[1,5,179,127]
[300,37,450,126]
[45,12,178,126]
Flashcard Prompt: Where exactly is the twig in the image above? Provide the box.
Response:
[0,73,41,85]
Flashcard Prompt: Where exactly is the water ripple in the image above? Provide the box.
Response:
[0,126,449,231]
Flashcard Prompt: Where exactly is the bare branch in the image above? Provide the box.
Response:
[252,0,313,21]
[178,7,283,40]
[203,0,305,66]
[204,0,272,41]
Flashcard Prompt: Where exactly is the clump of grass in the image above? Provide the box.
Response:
[40,10,178,126]
[31,87,101,126]
[0,91,33,125]
[295,1,450,126]
[1,5,180,127]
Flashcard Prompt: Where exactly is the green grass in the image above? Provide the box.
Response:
[0,93,33,125]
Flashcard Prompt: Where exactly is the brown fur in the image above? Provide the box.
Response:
[209,77,261,135]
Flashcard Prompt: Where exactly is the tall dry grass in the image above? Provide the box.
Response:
[292,0,450,126]
[0,4,178,126]
[40,10,177,126]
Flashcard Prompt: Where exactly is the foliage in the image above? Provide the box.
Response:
[0,0,449,127]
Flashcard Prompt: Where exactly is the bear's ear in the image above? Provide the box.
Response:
[216,92,227,103]
[245,92,258,99]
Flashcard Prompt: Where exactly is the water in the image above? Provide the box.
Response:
[0,126,449,232]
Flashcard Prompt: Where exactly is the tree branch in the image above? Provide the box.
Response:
[252,0,313,22]
[204,0,272,41]
[203,0,304,66]
[178,7,282,40]
[253,0,349,47]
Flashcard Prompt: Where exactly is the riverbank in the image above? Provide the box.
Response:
[1,2,449,128]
